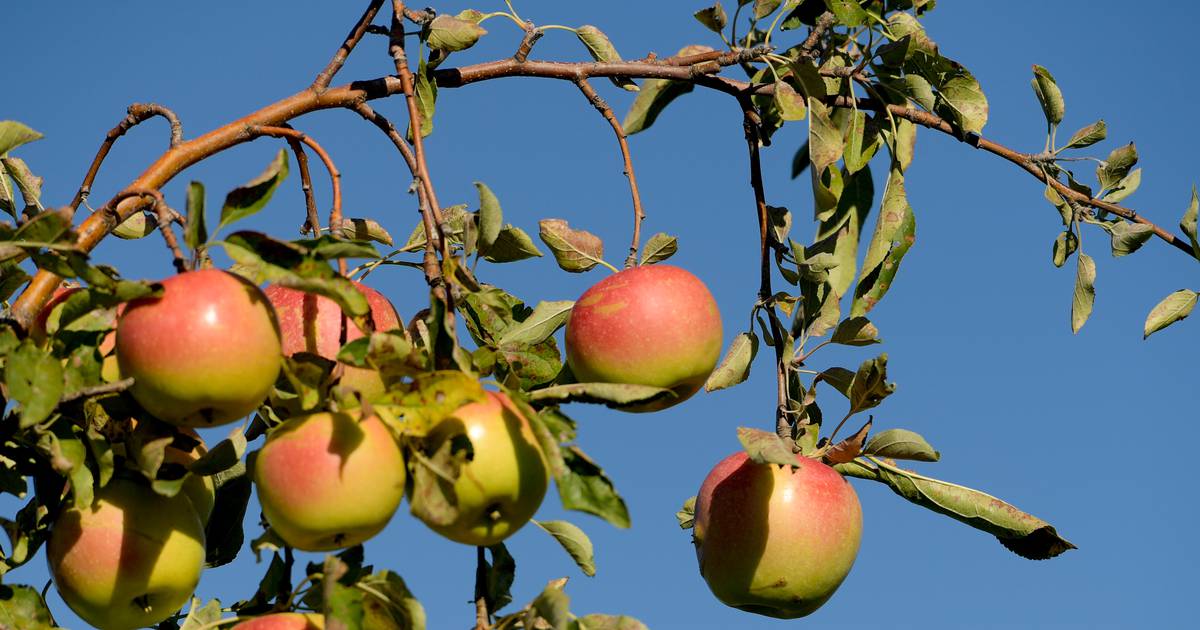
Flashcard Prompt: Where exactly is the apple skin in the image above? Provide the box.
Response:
[253,410,405,551]
[565,264,722,412]
[116,269,282,427]
[418,391,549,546]
[46,476,206,630]
[264,282,401,400]
[232,612,325,629]
[693,451,862,619]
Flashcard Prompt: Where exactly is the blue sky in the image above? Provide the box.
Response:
[4,1,1199,628]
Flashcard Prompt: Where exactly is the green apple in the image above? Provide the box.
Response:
[253,410,405,551]
[116,269,282,427]
[565,264,722,412]
[264,282,401,400]
[232,612,325,629]
[693,451,862,618]
[46,476,206,630]
[418,391,549,546]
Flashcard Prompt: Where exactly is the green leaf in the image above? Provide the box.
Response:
[823,0,868,26]
[426,14,487,52]
[475,181,503,254]
[1100,168,1141,203]
[558,446,631,529]
[831,317,881,346]
[837,458,1076,560]
[1030,65,1064,127]
[773,82,807,121]
[693,4,728,32]
[639,232,678,265]
[188,426,248,476]
[843,111,880,174]
[1061,119,1107,151]
[704,331,758,392]
[528,383,674,409]
[216,149,289,234]
[575,26,638,92]
[754,0,783,20]
[0,584,57,630]
[1052,230,1077,268]
[1143,289,1197,339]
[323,554,365,630]
[575,614,650,630]
[359,570,427,630]
[179,598,223,630]
[676,496,696,530]
[483,544,516,613]
[526,580,572,630]
[863,428,940,462]
[737,427,797,467]
[1107,221,1154,257]
[185,181,208,251]
[5,341,64,428]
[337,218,393,246]
[484,225,543,263]
[204,460,251,567]
[852,168,916,317]
[219,231,370,318]
[496,300,574,347]
[1071,252,1096,334]
[808,99,844,222]
[936,68,989,134]
[1180,185,1198,258]
[110,212,157,239]
[623,46,711,134]
[408,55,437,139]
[539,219,608,273]
[1096,143,1137,192]
[535,520,596,577]
[0,121,43,155]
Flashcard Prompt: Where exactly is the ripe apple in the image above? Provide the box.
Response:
[264,282,401,400]
[253,410,405,551]
[565,264,722,412]
[31,285,122,381]
[232,612,324,629]
[116,269,282,427]
[692,451,862,619]
[46,476,206,630]
[417,391,549,546]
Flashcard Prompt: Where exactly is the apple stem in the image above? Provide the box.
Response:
[474,546,492,630]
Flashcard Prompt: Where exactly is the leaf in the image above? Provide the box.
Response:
[1143,289,1197,339]
[204,460,252,568]
[557,446,631,529]
[575,614,650,630]
[1096,143,1137,192]
[216,149,288,234]
[1071,252,1096,334]
[475,181,503,254]
[0,121,43,155]
[0,584,57,630]
[188,426,248,476]
[753,0,783,20]
[737,427,797,468]
[1052,230,1077,268]
[676,496,696,530]
[936,68,989,135]
[808,99,844,222]
[773,82,807,121]
[484,544,516,612]
[185,181,208,251]
[864,428,940,462]
[5,341,64,429]
[639,232,678,265]
[852,168,916,317]
[831,317,881,346]
[1180,185,1198,257]
[496,300,573,347]
[704,332,758,392]
[842,111,879,174]
[623,45,711,135]
[338,218,393,246]
[408,55,437,139]
[575,26,638,92]
[110,211,157,240]
[179,598,223,630]
[529,383,674,409]
[823,0,868,26]
[1030,65,1064,127]
[1061,120,1107,151]
[535,520,596,577]
[484,225,543,263]
[526,580,572,630]
[1100,168,1141,203]
[847,353,894,415]
[426,14,487,52]
[539,219,608,273]
[816,366,854,398]
[837,459,1076,560]
[1107,221,1154,257]
[823,419,871,465]
[693,4,728,33]
[323,554,365,629]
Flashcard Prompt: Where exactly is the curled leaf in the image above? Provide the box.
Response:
[539,219,608,273]
[576,26,638,92]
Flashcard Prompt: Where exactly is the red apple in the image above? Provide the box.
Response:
[693,451,862,619]
[565,264,722,411]
[232,612,324,629]
[47,476,206,630]
[253,410,405,551]
[417,391,550,546]
[116,269,282,427]
[264,282,401,400]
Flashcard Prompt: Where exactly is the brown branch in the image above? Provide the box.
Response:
[285,137,321,236]
[58,378,135,406]
[154,204,188,273]
[574,79,646,268]
[474,546,490,630]
[799,12,837,58]
[69,103,183,213]
[513,24,543,63]
[348,102,434,227]
[312,0,385,91]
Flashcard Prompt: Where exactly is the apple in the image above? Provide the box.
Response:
[692,451,862,619]
[253,410,405,551]
[232,612,324,629]
[31,285,122,381]
[46,476,206,630]
[417,391,549,546]
[265,282,401,400]
[116,269,282,427]
[565,264,722,412]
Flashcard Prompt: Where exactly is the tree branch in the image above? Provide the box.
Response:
[284,137,321,236]
[574,78,645,268]
[311,0,385,92]
[69,103,183,214]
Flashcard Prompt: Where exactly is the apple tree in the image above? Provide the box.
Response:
[0,0,1196,628]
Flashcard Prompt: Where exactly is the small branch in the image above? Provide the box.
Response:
[154,203,188,273]
[402,6,435,25]
[285,137,321,236]
[58,378,134,406]
[311,0,385,91]
[799,12,837,59]
[574,79,645,268]
[513,24,544,63]
[474,546,490,630]
[69,103,183,213]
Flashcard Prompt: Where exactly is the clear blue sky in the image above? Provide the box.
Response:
[4,1,1199,628]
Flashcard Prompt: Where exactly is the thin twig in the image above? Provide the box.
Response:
[154,203,188,273]
[799,12,837,58]
[311,0,385,91]
[348,102,434,246]
[284,137,321,236]
[69,103,183,213]
[474,546,490,630]
[57,378,135,406]
[513,24,543,62]
[574,79,646,268]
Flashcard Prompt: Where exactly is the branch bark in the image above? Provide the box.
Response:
[69,103,183,214]
[312,0,385,91]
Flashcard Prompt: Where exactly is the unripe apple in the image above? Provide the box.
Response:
[418,391,549,546]
[46,476,206,630]
[693,451,862,619]
[232,612,325,629]
[116,269,282,427]
[264,282,401,400]
[565,264,722,412]
[253,410,405,551]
